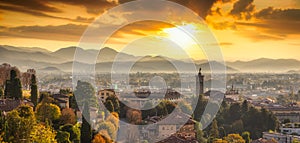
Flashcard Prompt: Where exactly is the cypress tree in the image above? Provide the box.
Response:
[209,119,219,140]
[80,101,92,143]
[0,87,3,98]
[4,70,22,99]
[30,74,38,108]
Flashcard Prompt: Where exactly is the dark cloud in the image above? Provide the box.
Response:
[0,0,61,12]
[236,20,300,39]
[49,0,117,14]
[0,24,87,41]
[0,5,69,20]
[230,0,255,20]
[256,7,300,21]
[0,5,96,24]
[119,0,219,19]
[75,16,95,23]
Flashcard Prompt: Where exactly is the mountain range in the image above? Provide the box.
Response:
[0,45,299,73]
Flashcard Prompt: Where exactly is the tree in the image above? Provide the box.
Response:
[60,108,76,125]
[210,119,219,140]
[105,100,114,113]
[155,102,168,116]
[195,122,207,143]
[106,95,120,114]
[92,131,112,143]
[98,122,116,140]
[142,102,157,119]
[106,112,119,129]
[4,105,35,142]
[4,70,22,99]
[30,74,38,108]
[241,100,249,113]
[224,134,245,143]
[163,100,176,114]
[36,102,61,122]
[31,123,57,143]
[126,109,142,124]
[74,81,97,108]
[193,94,208,121]
[178,101,192,115]
[0,87,3,98]
[81,102,92,143]
[241,132,251,143]
[56,131,71,143]
[60,124,80,142]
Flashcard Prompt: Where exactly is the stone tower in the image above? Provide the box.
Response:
[196,68,204,95]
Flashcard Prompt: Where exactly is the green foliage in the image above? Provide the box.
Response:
[142,102,157,119]
[81,102,92,143]
[74,80,97,108]
[105,100,114,113]
[163,100,176,114]
[4,69,22,99]
[210,119,219,140]
[155,102,168,116]
[214,101,279,139]
[36,102,62,122]
[195,122,207,143]
[56,131,71,143]
[224,134,245,143]
[178,101,193,115]
[106,95,120,114]
[60,124,80,142]
[31,123,57,143]
[30,74,38,108]
[0,87,3,98]
[4,105,35,142]
[241,132,251,143]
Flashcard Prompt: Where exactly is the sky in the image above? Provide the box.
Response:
[0,0,299,61]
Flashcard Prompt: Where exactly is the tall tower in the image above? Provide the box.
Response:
[196,68,204,95]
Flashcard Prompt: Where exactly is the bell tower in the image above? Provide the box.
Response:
[196,68,204,95]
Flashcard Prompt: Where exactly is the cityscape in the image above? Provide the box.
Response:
[0,0,300,143]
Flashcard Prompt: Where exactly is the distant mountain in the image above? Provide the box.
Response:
[227,58,300,72]
[1,45,51,53]
[0,46,64,65]
[3,45,300,73]
[38,66,62,73]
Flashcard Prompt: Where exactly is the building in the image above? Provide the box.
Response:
[21,69,36,90]
[196,68,204,95]
[143,111,197,142]
[0,98,33,112]
[98,89,115,102]
[0,63,20,86]
[262,132,300,143]
[266,107,300,122]
[52,94,69,108]
[280,123,300,135]
[225,84,240,102]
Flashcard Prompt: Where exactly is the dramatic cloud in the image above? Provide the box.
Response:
[119,0,220,19]
[0,0,61,12]
[0,24,87,41]
[256,7,300,21]
[230,0,255,20]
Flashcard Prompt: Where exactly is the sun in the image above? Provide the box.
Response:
[162,24,198,49]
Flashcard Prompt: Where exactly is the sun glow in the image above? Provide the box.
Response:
[162,24,199,49]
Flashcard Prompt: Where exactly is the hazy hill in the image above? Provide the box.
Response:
[2,45,300,73]
[227,58,300,72]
